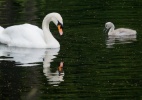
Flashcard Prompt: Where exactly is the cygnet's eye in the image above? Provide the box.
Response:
[105,24,109,29]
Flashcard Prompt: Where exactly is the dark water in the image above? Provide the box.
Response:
[0,0,142,100]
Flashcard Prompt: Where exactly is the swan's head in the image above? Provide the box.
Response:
[50,13,63,35]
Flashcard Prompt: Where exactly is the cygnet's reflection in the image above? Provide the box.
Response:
[0,44,64,86]
[106,35,137,48]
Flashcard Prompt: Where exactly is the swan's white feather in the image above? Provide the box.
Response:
[0,24,47,48]
[0,13,63,48]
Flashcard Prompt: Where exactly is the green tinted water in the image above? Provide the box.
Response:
[0,0,142,100]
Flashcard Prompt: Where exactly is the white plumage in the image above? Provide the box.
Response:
[0,13,63,48]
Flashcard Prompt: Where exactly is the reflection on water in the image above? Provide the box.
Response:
[0,44,47,66]
[58,62,64,76]
[0,0,142,99]
[106,35,137,48]
[0,44,64,86]
[43,61,64,86]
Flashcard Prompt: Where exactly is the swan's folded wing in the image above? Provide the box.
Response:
[1,24,47,48]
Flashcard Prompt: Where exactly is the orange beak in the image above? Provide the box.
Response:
[58,25,63,35]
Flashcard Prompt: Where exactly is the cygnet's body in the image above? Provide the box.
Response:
[105,22,136,36]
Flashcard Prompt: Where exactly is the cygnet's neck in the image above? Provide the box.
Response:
[108,25,115,35]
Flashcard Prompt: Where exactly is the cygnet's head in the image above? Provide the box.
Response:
[105,22,114,29]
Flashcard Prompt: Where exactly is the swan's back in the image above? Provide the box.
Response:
[0,24,47,48]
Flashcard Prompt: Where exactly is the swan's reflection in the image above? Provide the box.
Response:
[43,61,64,86]
[0,44,64,86]
[0,44,47,66]
[106,35,137,48]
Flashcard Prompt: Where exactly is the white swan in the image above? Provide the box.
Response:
[104,22,136,36]
[0,12,63,48]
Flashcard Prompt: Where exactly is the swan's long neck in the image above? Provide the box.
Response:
[108,24,115,35]
[42,14,56,44]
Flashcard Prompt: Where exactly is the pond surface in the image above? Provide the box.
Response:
[0,0,142,100]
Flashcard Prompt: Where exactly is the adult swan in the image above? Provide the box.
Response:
[0,12,63,48]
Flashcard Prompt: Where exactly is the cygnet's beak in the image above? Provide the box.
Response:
[103,27,109,33]
[103,28,107,33]
[57,24,63,35]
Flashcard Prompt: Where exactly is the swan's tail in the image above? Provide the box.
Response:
[0,26,4,34]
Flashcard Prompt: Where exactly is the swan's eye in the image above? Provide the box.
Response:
[57,21,63,29]
[60,25,63,29]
